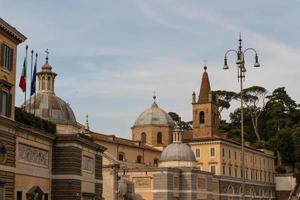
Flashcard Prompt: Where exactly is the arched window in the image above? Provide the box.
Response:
[137,155,142,163]
[141,132,146,143]
[153,158,159,166]
[199,111,205,124]
[157,132,162,144]
[118,152,125,161]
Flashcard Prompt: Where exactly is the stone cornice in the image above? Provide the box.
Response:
[0,18,27,44]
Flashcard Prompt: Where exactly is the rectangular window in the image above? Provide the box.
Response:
[210,165,216,174]
[234,152,237,160]
[210,147,215,157]
[235,167,238,177]
[195,148,201,158]
[229,166,232,176]
[0,90,11,117]
[0,184,4,200]
[1,44,14,71]
[222,165,226,175]
[17,191,22,200]
[229,150,231,159]
[222,148,225,157]
[44,194,48,200]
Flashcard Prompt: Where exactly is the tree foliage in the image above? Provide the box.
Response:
[168,112,192,131]
[212,90,236,120]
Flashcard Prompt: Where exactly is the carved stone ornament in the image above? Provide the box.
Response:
[132,177,151,188]
[82,156,93,172]
[18,143,49,167]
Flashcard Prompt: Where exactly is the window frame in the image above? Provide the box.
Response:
[0,85,12,117]
[195,148,201,158]
[199,111,205,124]
[210,147,216,157]
[1,43,14,71]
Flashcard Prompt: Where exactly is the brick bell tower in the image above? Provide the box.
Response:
[192,66,219,138]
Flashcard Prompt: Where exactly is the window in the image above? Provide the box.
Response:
[195,148,200,158]
[0,89,12,117]
[234,152,237,160]
[157,132,162,144]
[210,165,216,174]
[235,167,238,177]
[222,148,225,157]
[229,150,231,159]
[1,44,14,71]
[153,158,159,166]
[17,191,22,200]
[210,147,215,157]
[0,184,4,200]
[137,155,142,164]
[44,194,48,200]
[199,111,205,124]
[222,165,226,175]
[229,166,232,176]
[141,132,146,143]
[173,176,179,188]
[118,152,125,161]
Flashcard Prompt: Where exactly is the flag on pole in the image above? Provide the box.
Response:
[19,56,27,92]
[30,55,37,96]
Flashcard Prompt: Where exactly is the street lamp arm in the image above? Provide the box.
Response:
[224,49,238,57]
[243,47,257,55]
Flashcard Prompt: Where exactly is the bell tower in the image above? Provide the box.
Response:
[192,66,219,138]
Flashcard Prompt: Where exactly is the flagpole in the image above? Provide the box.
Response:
[29,50,34,113]
[34,53,38,116]
[24,45,28,110]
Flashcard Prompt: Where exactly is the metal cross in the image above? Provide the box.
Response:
[45,49,49,63]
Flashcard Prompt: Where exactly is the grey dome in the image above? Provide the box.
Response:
[23,93,77,125]
[160,143,196,162]
[133,102,175,127]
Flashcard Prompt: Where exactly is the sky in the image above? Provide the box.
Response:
[1,0,300,138]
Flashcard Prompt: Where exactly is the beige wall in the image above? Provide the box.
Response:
[190,140,275,183]
[15,131,53,198]
[132,125,172,147]
[95,140,161,167]
[0,33,18,119]
[192,102,219,138]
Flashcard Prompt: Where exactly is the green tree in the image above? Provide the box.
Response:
[239,86,267,141]
[212,90,236,121]
[262,87,297,138]
[168,112,192,131]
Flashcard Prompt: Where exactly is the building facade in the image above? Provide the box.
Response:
[0,18,106,200]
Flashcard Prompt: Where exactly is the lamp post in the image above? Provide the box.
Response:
[223,33,260,200]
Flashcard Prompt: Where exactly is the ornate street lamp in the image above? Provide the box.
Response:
[223,33,260,200]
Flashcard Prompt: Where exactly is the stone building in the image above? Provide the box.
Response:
[127,66,276,199]
[0,18,106,200]
[131,96,175,149]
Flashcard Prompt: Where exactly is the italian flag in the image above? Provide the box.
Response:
[19,57,26,92]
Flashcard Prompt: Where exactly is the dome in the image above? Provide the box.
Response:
[24,93,77,125]
[160,143,196,162]
[133,101,175,127]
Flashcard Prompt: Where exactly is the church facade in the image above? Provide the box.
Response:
[0,18,106,200]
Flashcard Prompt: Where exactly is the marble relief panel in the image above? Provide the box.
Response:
[18,143,49,167]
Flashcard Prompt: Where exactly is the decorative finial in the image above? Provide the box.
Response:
[85,114,90,130]
[238,32,242,50]
[203,59,207,71]
[45,49,49,63]
[153,91,156,102]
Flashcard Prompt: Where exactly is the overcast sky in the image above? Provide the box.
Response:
[1,0,300,138]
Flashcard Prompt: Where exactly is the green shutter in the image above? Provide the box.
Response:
[0,89,2,115]
[9,47,14,71]
[0,43,4,67]
[7,93,12,117]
